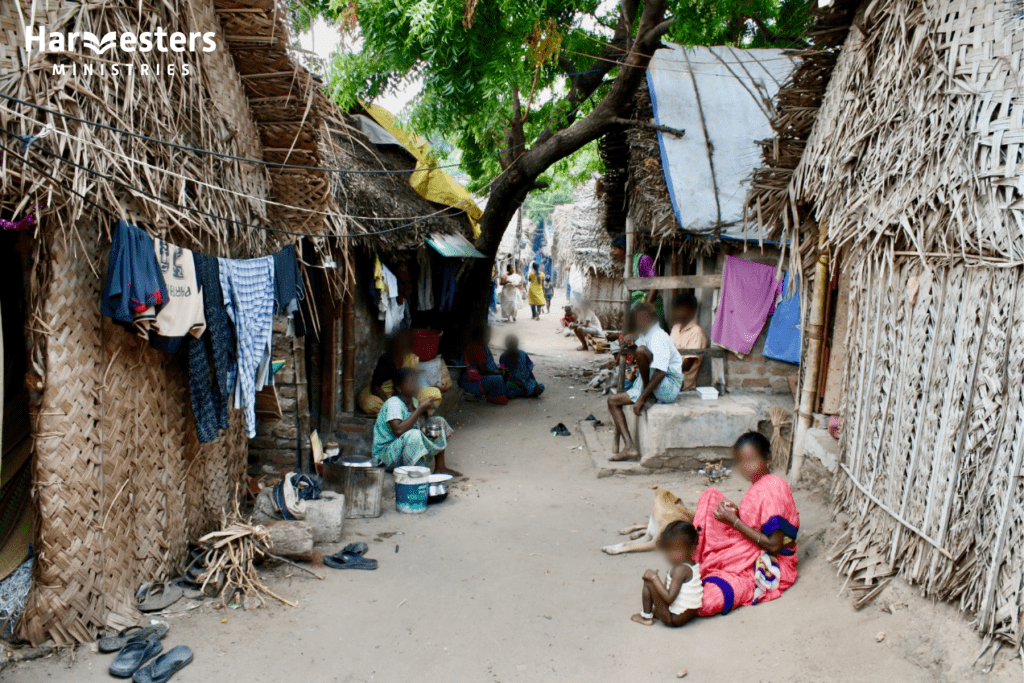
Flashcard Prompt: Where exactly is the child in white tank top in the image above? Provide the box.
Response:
[631,521,702,627]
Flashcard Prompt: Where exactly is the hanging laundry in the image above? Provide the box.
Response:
[219,257,276,438]
[417,248,434,310]
[711,256,784,356]
[136,239,206,353]
[101,219,167,325]
[373,257,388,295]
[440,258,460,311]
[763,272,802,364]
[273,243,305,326]
[188,253,234,444]
[377,261,407,335]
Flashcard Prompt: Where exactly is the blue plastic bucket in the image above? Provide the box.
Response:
[394,466,430,514]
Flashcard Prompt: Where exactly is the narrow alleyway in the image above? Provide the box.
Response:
[5,297,1005,682]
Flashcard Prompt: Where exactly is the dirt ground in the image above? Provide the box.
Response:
[5,294,1018,682]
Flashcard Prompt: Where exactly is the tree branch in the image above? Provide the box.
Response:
[610,117,685,138]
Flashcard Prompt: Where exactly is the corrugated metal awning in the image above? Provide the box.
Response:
[426,232,485,258]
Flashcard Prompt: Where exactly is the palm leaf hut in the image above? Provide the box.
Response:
[0,0,474,645]
[599,44,800,394]
[747,0,1024,646]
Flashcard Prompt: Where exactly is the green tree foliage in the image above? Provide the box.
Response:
[315,0,809,190]
[303,0,812,324]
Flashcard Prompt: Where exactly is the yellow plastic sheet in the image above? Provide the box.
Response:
[363,104,482,238]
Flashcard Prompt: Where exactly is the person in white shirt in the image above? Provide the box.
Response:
[569,305,605,350]
[607,303,683,461]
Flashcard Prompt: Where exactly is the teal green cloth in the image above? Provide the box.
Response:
[372,396,446,468]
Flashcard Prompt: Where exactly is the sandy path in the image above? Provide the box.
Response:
[5,297,1005,682]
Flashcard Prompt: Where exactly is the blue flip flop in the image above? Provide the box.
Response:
[132,645,194,683]
[98,623,168,653]
[109,639,162,678]
[323,551,378,570]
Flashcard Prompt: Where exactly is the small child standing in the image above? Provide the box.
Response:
[631,521,702,627]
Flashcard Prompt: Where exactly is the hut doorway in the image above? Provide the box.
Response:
[0,223,35,587]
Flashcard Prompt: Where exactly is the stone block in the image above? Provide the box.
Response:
[272,423,298,440]
[304,492,345,544]
[742,378,770,388]
[636,395,760,470]
[804,428,840,473]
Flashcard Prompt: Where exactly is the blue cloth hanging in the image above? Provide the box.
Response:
[763,272,802,364]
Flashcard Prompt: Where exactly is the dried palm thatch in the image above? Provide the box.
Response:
[744,0,859,248]
[624,88,719,258]
[559,179,617,277]
[793,0,1024,263]
[832,249,1024,647]
[786,0,1024,646]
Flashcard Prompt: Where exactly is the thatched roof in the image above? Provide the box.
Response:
[558,179,618,277]
[214,0,472,257]
[743,0,860,248]
[0,0,273,258]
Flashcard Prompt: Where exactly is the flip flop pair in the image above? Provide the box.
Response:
[324,543,377,570]
[133,645,194,683]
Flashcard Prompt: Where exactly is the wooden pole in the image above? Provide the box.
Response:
[614,219,634,455]
[341,288,356,414]
[790,224,829,483]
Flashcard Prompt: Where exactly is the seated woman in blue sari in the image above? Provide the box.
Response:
[460,326,519,405]
[499,334,544,398]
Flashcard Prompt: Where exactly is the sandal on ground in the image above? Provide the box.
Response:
[109,639,162,678]
[550,423,571,436]
[323,552,378,571]
[341,542,368,556]
[98,623,169,653]
[136,582,184,613]
[132,645,194,683]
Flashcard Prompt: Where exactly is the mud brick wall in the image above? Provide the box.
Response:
[249,317,304,473]
[723,327,796,394]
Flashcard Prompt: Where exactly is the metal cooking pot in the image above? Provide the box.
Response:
[427,473,452,505]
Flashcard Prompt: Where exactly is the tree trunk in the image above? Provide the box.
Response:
[456,0,672,344]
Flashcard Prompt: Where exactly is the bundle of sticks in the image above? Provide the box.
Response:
[194,499,309,608]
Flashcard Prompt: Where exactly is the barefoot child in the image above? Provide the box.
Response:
[632,521,702,627]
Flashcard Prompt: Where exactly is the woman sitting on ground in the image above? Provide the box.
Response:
[358,330,442,416]
[459,325,517,405]
[690,432,799,617]
[372,369,461,476]
[498,334,544,398]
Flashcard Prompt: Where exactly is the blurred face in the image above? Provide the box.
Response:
[634,309,655,331]
[505,335,519,352]
[662,539,690,566]
[672,304,697,327]
[735,443,769,482]
[611,246,626,262]
[397,374,419,398]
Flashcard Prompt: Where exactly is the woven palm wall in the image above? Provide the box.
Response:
[788,0,1024,645]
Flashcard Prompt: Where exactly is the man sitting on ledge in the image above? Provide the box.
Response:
[607,302,683,462]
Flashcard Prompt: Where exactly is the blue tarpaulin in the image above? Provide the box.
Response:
[763,272,801,364]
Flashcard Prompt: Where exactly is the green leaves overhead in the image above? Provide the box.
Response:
[316,0,812,188]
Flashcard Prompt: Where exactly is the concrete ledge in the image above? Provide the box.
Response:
[579,419,655,478]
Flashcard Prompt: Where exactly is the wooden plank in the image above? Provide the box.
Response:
[624,275,722,290]
[821,266,852,414]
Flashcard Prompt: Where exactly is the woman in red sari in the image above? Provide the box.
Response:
[691,432,799,617]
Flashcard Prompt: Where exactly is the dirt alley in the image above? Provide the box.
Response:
[5,295,1016,682]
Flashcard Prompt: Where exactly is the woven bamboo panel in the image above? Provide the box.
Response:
[792,0,1024,261]
[19,230,105,646]
[833,249,1024,646]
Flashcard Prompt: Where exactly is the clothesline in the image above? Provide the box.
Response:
[102,219,306,444]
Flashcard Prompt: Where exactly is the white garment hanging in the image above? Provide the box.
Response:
[417,249,434,310]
